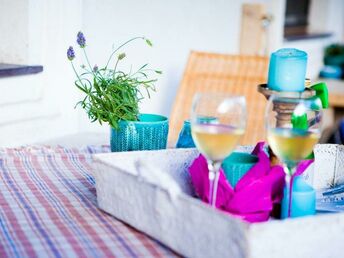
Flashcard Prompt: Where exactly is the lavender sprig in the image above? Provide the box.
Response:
[77,31,93,72]
[67,46,75,61]
[77,31,86,48]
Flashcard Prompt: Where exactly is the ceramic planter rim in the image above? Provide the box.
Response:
[112,113,168,128]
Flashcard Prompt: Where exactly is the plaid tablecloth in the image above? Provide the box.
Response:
[0,145,178,258]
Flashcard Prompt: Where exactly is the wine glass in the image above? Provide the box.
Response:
[190,93,247,207]
[266,93,323,217]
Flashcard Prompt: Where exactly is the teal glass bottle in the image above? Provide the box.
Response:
[176,120,195,148]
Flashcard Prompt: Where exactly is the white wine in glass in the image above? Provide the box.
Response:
[191,93,246,207]
[268,128,319,164]
[192,124,244,162]
[266,94,322,217]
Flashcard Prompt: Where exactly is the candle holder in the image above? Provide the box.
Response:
[258,84,315,127]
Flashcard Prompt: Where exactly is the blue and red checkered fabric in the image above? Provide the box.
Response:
[0,145,178,257]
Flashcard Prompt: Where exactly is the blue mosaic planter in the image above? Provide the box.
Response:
[110,113,169,152]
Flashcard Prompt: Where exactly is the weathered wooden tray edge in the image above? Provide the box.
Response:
[93,145,344,258]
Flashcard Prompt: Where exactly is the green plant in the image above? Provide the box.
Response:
[325,44,344,57]
[324,44,344,68]
[67,32,161,129]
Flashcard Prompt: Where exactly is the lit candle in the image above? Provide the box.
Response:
[268,48,307,92]
[281,176,316,219]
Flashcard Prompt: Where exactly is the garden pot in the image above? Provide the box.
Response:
[324,55,344,67]
[110,113,169,152]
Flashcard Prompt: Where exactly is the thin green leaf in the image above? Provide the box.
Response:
[145,39,153,47]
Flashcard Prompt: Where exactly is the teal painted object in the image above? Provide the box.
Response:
[176,117,218,148]
[176,120,196,148]
[110,113,169,152]
[268,48,308,92]
[222,152,258,187]
[281,176,316,219]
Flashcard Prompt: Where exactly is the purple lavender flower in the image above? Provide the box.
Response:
[67,46,75,60]
[93,65,98,72]
[77,31,86,48]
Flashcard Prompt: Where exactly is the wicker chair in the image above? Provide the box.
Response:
[169,51,269,146]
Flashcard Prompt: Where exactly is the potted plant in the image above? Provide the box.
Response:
[67,32,168,151]
[324,44,344,67]
[324,44,344,78]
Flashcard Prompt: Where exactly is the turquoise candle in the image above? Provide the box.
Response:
[268,48,307,92]
[222,152,258,187]
[281,176,316,219]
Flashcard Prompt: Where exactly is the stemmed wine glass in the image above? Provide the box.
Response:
[190,93,247,207]
[266,93,323,217]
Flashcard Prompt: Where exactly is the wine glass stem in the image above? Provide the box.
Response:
[207,160,221,207]
[285,165,295,218]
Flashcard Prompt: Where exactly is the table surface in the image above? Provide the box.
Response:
[0,145,178,258]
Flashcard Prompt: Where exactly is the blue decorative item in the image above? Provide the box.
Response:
[110,113,168,152]
[176,120,195,148]
[281,176,316,219]
[177,117,218,148]
[268,48,307,92]
[222,152,258,187]
[319,65,342,79]
[339,119,344,144]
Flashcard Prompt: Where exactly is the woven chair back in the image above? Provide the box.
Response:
[169,51,269,145]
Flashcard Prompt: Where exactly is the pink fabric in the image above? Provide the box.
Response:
[189,142,286,223]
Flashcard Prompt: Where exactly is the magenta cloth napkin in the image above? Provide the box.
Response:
[189,142,287,223]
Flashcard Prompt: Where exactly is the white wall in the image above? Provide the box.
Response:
[0,0,83,146]
[0,0,343,146]
[81,0,275,133]
[309,0,344,42]
[0,0,29,64]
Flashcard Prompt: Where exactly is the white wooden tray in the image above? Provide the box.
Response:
[93,144,344,258]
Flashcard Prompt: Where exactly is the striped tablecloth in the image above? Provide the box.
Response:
[0,145,178,258]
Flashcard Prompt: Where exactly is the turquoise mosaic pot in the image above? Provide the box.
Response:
[110,113,169,152]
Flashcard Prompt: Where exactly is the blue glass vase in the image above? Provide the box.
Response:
[176,120,195,148]
[110,113,169,152]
